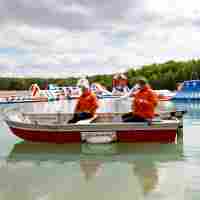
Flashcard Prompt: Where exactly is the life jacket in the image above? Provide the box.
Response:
[75,90,99,115]
[132,85,159,119]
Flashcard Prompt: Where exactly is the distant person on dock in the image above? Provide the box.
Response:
[176,82,183,91]
[112,73,129,95]
[68,78,99,123]
[122,77,159,122]
[30,83,41,97]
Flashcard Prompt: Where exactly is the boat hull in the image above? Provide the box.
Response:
[116,130,176,143]
[10,127,81,143]
[5,111,184,144]
[9,127,177,143]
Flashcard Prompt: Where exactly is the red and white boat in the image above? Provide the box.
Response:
[4,110,184,144]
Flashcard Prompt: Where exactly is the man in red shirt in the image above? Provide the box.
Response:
[68,78,99,123]
[122,77,159,122]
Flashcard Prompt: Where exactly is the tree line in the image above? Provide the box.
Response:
[0,59,200,91]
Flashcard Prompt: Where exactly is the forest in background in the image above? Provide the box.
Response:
[0,59,200,91]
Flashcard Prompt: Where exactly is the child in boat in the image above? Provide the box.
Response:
[68,78,99,123]
[122,77,159,122]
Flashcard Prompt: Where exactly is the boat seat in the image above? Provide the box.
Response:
[75,114,98,124]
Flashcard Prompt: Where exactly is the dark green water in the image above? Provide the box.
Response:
[0,99,199,199]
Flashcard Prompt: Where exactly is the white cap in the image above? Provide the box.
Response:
[77,78,89,89]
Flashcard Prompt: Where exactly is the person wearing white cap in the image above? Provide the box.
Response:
[68,78,99,123]
[77,78,90,89]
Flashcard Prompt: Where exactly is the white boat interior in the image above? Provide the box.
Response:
[5,111,182,132]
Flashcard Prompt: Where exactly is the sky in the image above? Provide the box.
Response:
[0,0,200,78]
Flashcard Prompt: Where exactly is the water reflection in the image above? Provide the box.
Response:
[3,141,184,199]
[174,100,200,119]
[8,141,184,163]
[80,160,103,181]
[133,161,158,195]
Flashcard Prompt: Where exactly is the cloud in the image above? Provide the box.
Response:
[0,0,199,77]
[0,0,143,30]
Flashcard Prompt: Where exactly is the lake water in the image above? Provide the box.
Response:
[0,99,199,199]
